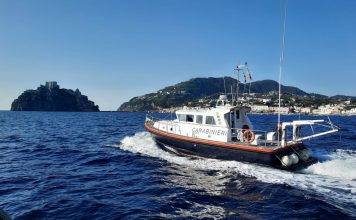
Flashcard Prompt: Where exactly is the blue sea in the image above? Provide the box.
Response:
[0,111,355,219]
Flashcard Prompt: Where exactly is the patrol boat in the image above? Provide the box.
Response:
[144,65,339,170]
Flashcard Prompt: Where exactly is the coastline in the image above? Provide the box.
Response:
[1,109,355,116]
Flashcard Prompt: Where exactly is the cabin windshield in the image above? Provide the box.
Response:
[177,114,186,121]
[196,115,203,124]
[186,114,194,122]
[176,114,196,123]
[176,113,219,126]
[205,116,216,125]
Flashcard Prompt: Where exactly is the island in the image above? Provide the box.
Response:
[11,82,100,112]
[118,77,356,115]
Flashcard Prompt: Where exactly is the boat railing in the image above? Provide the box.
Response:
[229,128,279,147]
[145,113,183,135]
[146,114,339,148]
[146,113,280,147]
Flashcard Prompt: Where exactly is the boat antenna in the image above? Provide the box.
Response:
[245,62,253,95]
[278,0,287,146]
[235,65,240,103]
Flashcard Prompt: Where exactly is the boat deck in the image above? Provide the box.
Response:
[227,140,280,149]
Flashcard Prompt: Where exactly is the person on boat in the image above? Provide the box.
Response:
[241,125,255,143]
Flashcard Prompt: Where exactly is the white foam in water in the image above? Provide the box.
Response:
[304,149,356,180]
[118,132,356,212]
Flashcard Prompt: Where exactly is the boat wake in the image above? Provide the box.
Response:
[117,132,356,214]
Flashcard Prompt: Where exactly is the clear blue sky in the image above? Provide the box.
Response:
[0,0,355,110]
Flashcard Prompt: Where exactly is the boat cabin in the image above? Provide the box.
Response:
[149,94,254,143]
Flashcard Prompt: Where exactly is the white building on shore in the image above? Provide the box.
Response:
[344,108,356,115]
[313,104,341,115]
[250,105,290,114]
[269,106,290,114]
[294,107,312,114]
[250,105,269,113]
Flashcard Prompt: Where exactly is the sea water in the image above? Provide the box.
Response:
[0,111,355,219]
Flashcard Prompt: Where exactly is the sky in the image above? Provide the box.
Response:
[0,0,355,111]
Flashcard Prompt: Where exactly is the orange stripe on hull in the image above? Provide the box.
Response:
[144,122,300,154]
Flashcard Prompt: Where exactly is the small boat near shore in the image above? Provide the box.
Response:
[145,65,339,170]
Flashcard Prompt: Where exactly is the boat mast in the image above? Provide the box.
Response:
[236,67,239,104]
[234,63,252,106]
[278,0,287,146]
